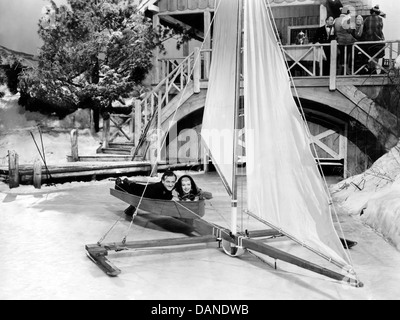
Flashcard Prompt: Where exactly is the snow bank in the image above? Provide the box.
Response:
[361,182,400,251]
[331,142,400,250]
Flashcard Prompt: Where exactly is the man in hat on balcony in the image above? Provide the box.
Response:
[363,5,386,73]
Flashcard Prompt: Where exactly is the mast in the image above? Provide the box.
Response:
[230,0,243,236]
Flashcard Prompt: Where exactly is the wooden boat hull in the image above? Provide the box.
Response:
[110,188,205,219]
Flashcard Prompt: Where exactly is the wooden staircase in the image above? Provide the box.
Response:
[98,142,134,155]
[70,48,208,164]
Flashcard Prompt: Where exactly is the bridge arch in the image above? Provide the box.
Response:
[161,86,397,175]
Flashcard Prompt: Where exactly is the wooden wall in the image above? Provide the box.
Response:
[158,0,215,12]
[271,5,320,44]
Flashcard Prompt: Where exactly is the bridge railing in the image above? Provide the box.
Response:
[282,39,400,78]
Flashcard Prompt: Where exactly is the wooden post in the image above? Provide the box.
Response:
[70,129,79,162]
[329,40,337,91]
[343,123,348,179]
[153,14,160,83]
[149,135,158,177]
[203,148,209,173]
[129,109,135,142]
[193,47,201,93]
[157,91,162,166]
[102,120,110,149]
[8,150,19,189]
[134,99,142,147]
[203,11,211,80]
[33,158,42,189]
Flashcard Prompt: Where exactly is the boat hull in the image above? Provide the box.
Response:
[110,188,206,219]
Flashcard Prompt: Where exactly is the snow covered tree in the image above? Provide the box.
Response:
[19,0,158,129]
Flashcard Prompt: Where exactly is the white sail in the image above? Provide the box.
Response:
[201,0,239,194]
[244,0,349,267]
[202,0,350,268]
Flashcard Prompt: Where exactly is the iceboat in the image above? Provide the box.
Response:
[110,187,206,219]
[86,0,363,287]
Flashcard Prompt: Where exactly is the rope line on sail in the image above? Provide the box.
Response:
[264,0,357,272]
[98,1,224,245]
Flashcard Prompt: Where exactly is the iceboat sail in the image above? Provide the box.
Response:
[202,0,351,270]
[201,0,239,195]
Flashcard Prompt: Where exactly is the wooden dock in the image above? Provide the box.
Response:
[0,160,203,186]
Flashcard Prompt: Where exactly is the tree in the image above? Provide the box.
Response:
[0,49,24,95]
[19,0,158,130]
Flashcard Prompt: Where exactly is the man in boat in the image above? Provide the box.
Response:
[115,170,177,216]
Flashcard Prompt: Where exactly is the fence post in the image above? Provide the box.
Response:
[134,99,142,147]
[149,132,158,177]
[8,150,19,189]
[193,47,201,93]
[203,11,211,80]
[70,129,79,162]
[203,148,209,173]
[329,40,337,91]
[157,91,162,164]
[102,119,110,149]
[33,158,42,189]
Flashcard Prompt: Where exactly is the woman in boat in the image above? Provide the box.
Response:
[173,175,212,201]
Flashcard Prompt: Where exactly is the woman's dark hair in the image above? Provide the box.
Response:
[174,175,199,196]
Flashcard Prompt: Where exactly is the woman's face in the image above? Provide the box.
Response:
[181,177,192,194]
[356,16,363,25]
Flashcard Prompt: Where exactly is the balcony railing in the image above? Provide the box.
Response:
[156,40,399,82]
[100,40,399,154]
[282,39,400,78]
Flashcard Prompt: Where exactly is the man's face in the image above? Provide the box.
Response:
[162,176,176,191]
[327,17,334,26]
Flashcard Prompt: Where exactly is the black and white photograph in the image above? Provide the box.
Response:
[1,0,400,302]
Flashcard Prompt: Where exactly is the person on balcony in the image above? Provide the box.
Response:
[363,5,386,74]
[334,7,357,75]
[313,16,336,75]
[352,15,369,74]
[326,0,343,19]
[353,15,364,40]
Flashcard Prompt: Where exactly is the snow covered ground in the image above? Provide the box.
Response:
[1,173,400,300]
[1,87,400,300]
[330,144,400,251]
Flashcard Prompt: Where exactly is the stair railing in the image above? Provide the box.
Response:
[131,47,210,160]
